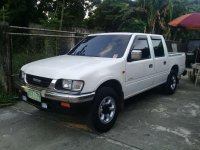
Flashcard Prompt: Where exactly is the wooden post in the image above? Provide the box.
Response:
[0,23,12,93]
[0,23,7,91]
[7,33,12,94]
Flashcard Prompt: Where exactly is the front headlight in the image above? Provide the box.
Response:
[71,80,84,91]
[62,79,84,92]
[62,79,72,90]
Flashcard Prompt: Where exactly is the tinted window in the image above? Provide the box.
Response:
[151,37,165,57]
[68,35,131,58]
[188,40,200,52]
[131,35,151,60]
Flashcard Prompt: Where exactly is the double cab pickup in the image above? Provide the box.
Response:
[19,33,186,132]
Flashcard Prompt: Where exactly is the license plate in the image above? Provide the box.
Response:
[27,89,41,102]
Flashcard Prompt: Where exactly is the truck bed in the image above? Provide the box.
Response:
[168,52,185,57]
[168,52,186,76]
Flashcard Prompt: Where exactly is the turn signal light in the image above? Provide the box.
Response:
[60,102,70,108]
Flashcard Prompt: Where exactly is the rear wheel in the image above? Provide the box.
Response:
[164,71,178,94]
[90,87,119,132]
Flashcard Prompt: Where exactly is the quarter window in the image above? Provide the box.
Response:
[151,37,165,57]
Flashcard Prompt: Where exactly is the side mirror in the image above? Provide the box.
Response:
[131,50,142,61]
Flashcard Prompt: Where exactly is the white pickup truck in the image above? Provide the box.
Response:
[19,33,186,132]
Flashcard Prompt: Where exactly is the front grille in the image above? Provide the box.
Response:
[26,74,52,88]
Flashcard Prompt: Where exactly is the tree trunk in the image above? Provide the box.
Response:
[59,0,65,30]
[0,23,12,93]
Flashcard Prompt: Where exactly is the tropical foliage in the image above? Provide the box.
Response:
[86,0,200,40]
[0,0,200,40]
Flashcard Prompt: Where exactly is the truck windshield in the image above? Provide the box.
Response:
[68,35,131,58]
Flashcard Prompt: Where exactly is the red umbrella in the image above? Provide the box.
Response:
[168,12,200,29]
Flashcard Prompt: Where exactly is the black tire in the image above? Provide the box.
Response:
[35,106,45,111]
[164,71,178,94]
[90,87,119,132]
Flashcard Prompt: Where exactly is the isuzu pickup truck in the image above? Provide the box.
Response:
[19,33,186,132]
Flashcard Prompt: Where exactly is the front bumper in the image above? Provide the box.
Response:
[18,81,95,104]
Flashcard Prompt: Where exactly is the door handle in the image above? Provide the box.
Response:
[163,61,166,65]
[149,64,153,68]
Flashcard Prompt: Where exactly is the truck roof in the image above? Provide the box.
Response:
[88,32,163,37]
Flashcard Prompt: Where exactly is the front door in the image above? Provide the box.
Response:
[125,35,155,99]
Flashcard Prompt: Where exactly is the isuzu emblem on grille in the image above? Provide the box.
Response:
[33,78,41,83]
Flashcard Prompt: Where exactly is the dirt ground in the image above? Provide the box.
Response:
[0,77,200,150]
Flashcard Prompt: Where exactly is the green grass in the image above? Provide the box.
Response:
[0,85,18,108]
[0,49,55,108]
[0,51,43,107]
[12,51,54,75]
[0,45,56,108]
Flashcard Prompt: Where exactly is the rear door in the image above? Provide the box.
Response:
[125,35,155,98]
[150,36,169,85]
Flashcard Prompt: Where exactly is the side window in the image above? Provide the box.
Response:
[131,35,151,60]
[151,37,165,57]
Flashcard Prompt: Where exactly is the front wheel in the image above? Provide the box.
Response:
[90,87,119,132]
[164,71,178,94]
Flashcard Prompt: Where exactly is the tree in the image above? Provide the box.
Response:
[0,4,9,23]
[85,0,147,32]
[39,0,87,29]
[86,0,200,41]
[7,0,37,26]
[136,0,173,36]
[0,0,90,28]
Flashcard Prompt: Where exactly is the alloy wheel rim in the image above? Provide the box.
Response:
[98,96,116,124]
[170,76,176,90]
